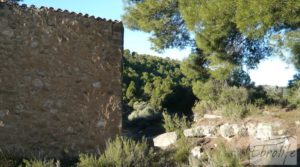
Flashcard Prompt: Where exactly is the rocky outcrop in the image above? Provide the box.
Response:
[220,123,235,139]
[255,123,273,140]
[153,132,178,149]
[184,125,216,137]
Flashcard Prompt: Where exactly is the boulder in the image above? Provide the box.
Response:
[184,127,205,137]
[153,132,178,149]
[203,114,222,119]
[220,123,235,139]
[232,124,248,136]
[277,129,288,136]
[190,146,203,159]
[255,123,272,140]
[189,146,203,167]
[193,112,202,122]
[184,126,216,137]
[246,122,257,136]
[202,125,217,137]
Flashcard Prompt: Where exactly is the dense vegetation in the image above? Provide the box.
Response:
[123,49,300,124]
[122,49,197,137]
[123,0,300,75]
[122,0,300,125]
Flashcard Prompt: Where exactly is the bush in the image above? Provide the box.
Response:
[192,100,218,115]
[162,112,190,132]
[207,143,242,167]
[192,80,223,102]
[0,150,16,167]
[77,154,104,167]
[221,102,247,119]
[221,103,261,119]
[218,86,248,105]
[21,159,59,167]
[246,103,261,116]
[77,136,154,167]
[128,102,159,121]
[173,137,191,165]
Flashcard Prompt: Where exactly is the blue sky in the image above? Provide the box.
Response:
[21,0,297,86]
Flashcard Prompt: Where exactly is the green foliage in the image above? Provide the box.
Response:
[128,101,159,121]
[173,137,191,165]
[122,0,191,51]
[0,150,16,167]
[180,53,208,81]
[221,102,247,119]
[192,100,218,116]
[123,0,300,79]
[21,159,59,167]
[218,85,249,105]
[192,81,262,119]
[125,81,136,101]
[286,74,300,107]
[192,80,248,105]
[162,112,190,132]
[77,136,154,167]
[123,49,195,113]
[77,154,105,167]
[207,143,242,167]
[192,80,223,102]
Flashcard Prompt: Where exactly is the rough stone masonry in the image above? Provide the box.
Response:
[0,2,123,158]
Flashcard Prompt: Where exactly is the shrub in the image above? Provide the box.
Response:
[207,143,242,167]
[162,112,190,132]
[77,136,154,167]
[221,102,247,119]
[21,159,59,167]
[218,86,248,105]
[192,100,218,115]
[173,137,191,165]
[0,150,16,167]
[246,103,261,116]
[128,102,159,121]
[192,80,223,102]
[77,154,104,167]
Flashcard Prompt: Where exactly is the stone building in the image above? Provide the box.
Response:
[0,2,123,158]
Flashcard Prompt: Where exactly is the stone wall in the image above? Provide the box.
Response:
[0,2,123,158]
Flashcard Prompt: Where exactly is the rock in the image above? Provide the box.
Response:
[220,123,235,139]
[246,122,257,136]
[96,119,106,128]
[0,121,4,127]
[203,114,222,119]
[153,132,178,149]
[295,121,300,126]
[92,81,101,88]
[30,41,39,48]
[184,125,216,138]
[189,146,203,167]
[190,146,202,159]
[184,127,205,137]
[1,29,14,38]
[202,125,217,137]
[277,129,288,136]
[193,112,202,122]
[32,79,43,88]
[15,104,25,113]
[255,123,272,140]
[0,110,8,118]
[232,124,248,136]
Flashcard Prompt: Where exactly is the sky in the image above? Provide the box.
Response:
[21,0,297,86]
